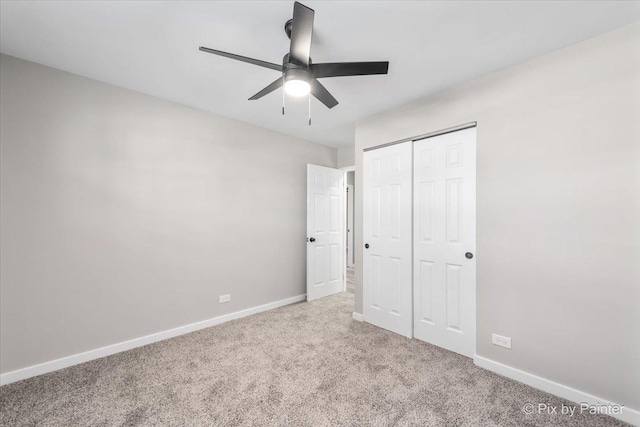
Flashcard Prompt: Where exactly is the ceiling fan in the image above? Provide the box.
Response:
[199,1,389,114]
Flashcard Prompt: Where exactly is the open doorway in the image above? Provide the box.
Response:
[345,170,355,294]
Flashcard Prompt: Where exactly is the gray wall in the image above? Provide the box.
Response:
[0,54,336,373]
[354,23,640,410]
[337,145,355,168]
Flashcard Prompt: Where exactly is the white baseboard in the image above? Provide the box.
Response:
[0,294,306,387]
[474,355,639,426]
[352,312,364,322]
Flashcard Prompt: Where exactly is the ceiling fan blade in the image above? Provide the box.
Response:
[199,46,282,72]
[248,78,284,100]
[312,62,389,78]
[289,2,314,66]
[311,80,338,109]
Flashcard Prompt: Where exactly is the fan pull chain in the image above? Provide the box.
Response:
[308,92,311,126]
[282,76,285,115]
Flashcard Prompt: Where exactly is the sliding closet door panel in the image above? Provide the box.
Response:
[413,128,476,357]
[363,142,412,338]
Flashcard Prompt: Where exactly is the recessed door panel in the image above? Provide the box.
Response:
[329,244,339,281]
[314,193,324,233]
[389,184,401,240]
[446,263,462,331]
[419,260,434,324]
[371,187,381,238]
[388,257,401,316]
[370,254,381,309]
[420,181,434,242]
[446,179,463,244]
[421,149,434,171]
[314,246,324,286]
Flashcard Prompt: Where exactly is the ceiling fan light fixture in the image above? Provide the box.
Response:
[284,79,311,97]
[284,67,311,97]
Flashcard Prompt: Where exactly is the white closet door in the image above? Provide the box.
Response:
[413,127,476,357]
[307,164,345,301]
[363,142,413,338]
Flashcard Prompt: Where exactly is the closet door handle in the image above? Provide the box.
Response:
[365,243,370,249]
[309,237,316,242]
[465,252,473,259]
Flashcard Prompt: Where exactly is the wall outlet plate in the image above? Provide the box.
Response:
[492,333,512,349]
[219,294,231,303]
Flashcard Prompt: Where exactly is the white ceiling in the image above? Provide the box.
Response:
[1,1,639,147]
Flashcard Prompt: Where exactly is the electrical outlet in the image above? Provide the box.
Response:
[219,294,231,303]
[492,333,512,349]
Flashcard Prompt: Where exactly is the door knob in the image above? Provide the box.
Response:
[309,237,316,242]
[465,252,473,259]
[365,243,370,249]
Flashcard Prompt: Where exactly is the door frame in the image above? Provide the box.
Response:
[346,184,354,268]
[361,122,477,356]
[340,165,355,292]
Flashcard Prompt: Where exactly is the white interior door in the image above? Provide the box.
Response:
[413,127,476,357]
[363,142,413,338]
[346,185,354,268]
[307,164,345,301]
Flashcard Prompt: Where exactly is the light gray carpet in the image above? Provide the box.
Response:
[0,293,628,426]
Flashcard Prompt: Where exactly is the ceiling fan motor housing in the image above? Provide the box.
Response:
[282,54,312,82]
[284,18,294,39]
[285,68,312,85]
